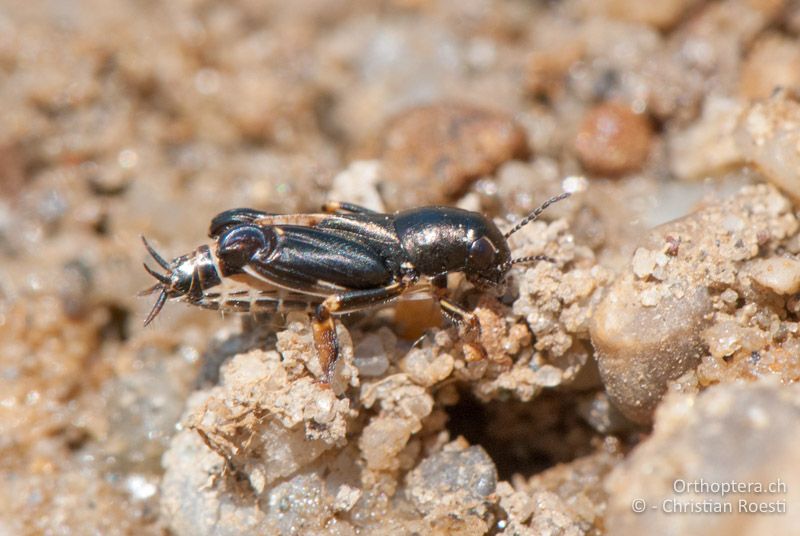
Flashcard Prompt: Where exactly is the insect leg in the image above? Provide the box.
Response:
[321,201,379,215]
[436,295,486,362]
[312,281,409,383]
[428,275,480,332]
[438,298,480,332]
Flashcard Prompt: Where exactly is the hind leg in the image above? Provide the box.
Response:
[320,201,379,215]
[312,281,410,383]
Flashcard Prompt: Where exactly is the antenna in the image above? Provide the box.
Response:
[511,254,556,266]
[503,192,571,239]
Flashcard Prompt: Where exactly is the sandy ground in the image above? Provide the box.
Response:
[2,1,800,534]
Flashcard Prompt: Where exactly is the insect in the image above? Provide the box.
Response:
[141,193,570,383]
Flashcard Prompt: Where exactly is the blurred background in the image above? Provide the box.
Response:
[2,0,800,534]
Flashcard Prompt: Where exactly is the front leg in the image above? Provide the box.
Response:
[312,280,410,383]
[436,297,487,363]
[438,297,481,333]
[429,274,480,333]
[429,276,486,363]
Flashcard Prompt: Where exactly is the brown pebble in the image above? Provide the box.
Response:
[526,42,585,100]
[574,102,653,177]
[584,0,697,29]
[0,143,25,198]
[740,34,800,100]
[665,235,680,256]
[394,298,443,340]
[376,103,529,208]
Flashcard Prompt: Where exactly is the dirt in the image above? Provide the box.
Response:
[2,1,800,535]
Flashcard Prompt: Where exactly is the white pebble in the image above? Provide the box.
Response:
[534,365,562,387]
[749,257,800,294]
[735,93,800,203]
[353,334,390,377]
[640,287,661,307]
[632,247,657,279]
[720,288,739,304]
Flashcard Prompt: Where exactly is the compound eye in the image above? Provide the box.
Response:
[217,225,268,273]
[468,236,496,268]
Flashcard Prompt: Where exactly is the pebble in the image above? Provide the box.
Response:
[592,184,798,423]
[400,348,454,387]
[359,417,413,471]
[575,0,698,29]
[394,297,443,340]
[578,392,636,435]
[606,382,800,535]
[720,288,738,304]
[574,102,653,177]
[668,96,744,180]
[631,247,657,279]
[376,102,529,208]
[735,92,800,203]
[526,41,584,100]
[704,320,765,360]
[353,332,391,377]
[591,279,712,423]
[740,34,800,100]
[638,286,662,307]
[333,485,362,513]
[0,143,25,198]
[405,443,497,515]
[748,257,800,295]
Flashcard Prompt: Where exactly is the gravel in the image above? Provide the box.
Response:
[4,1,800,534]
